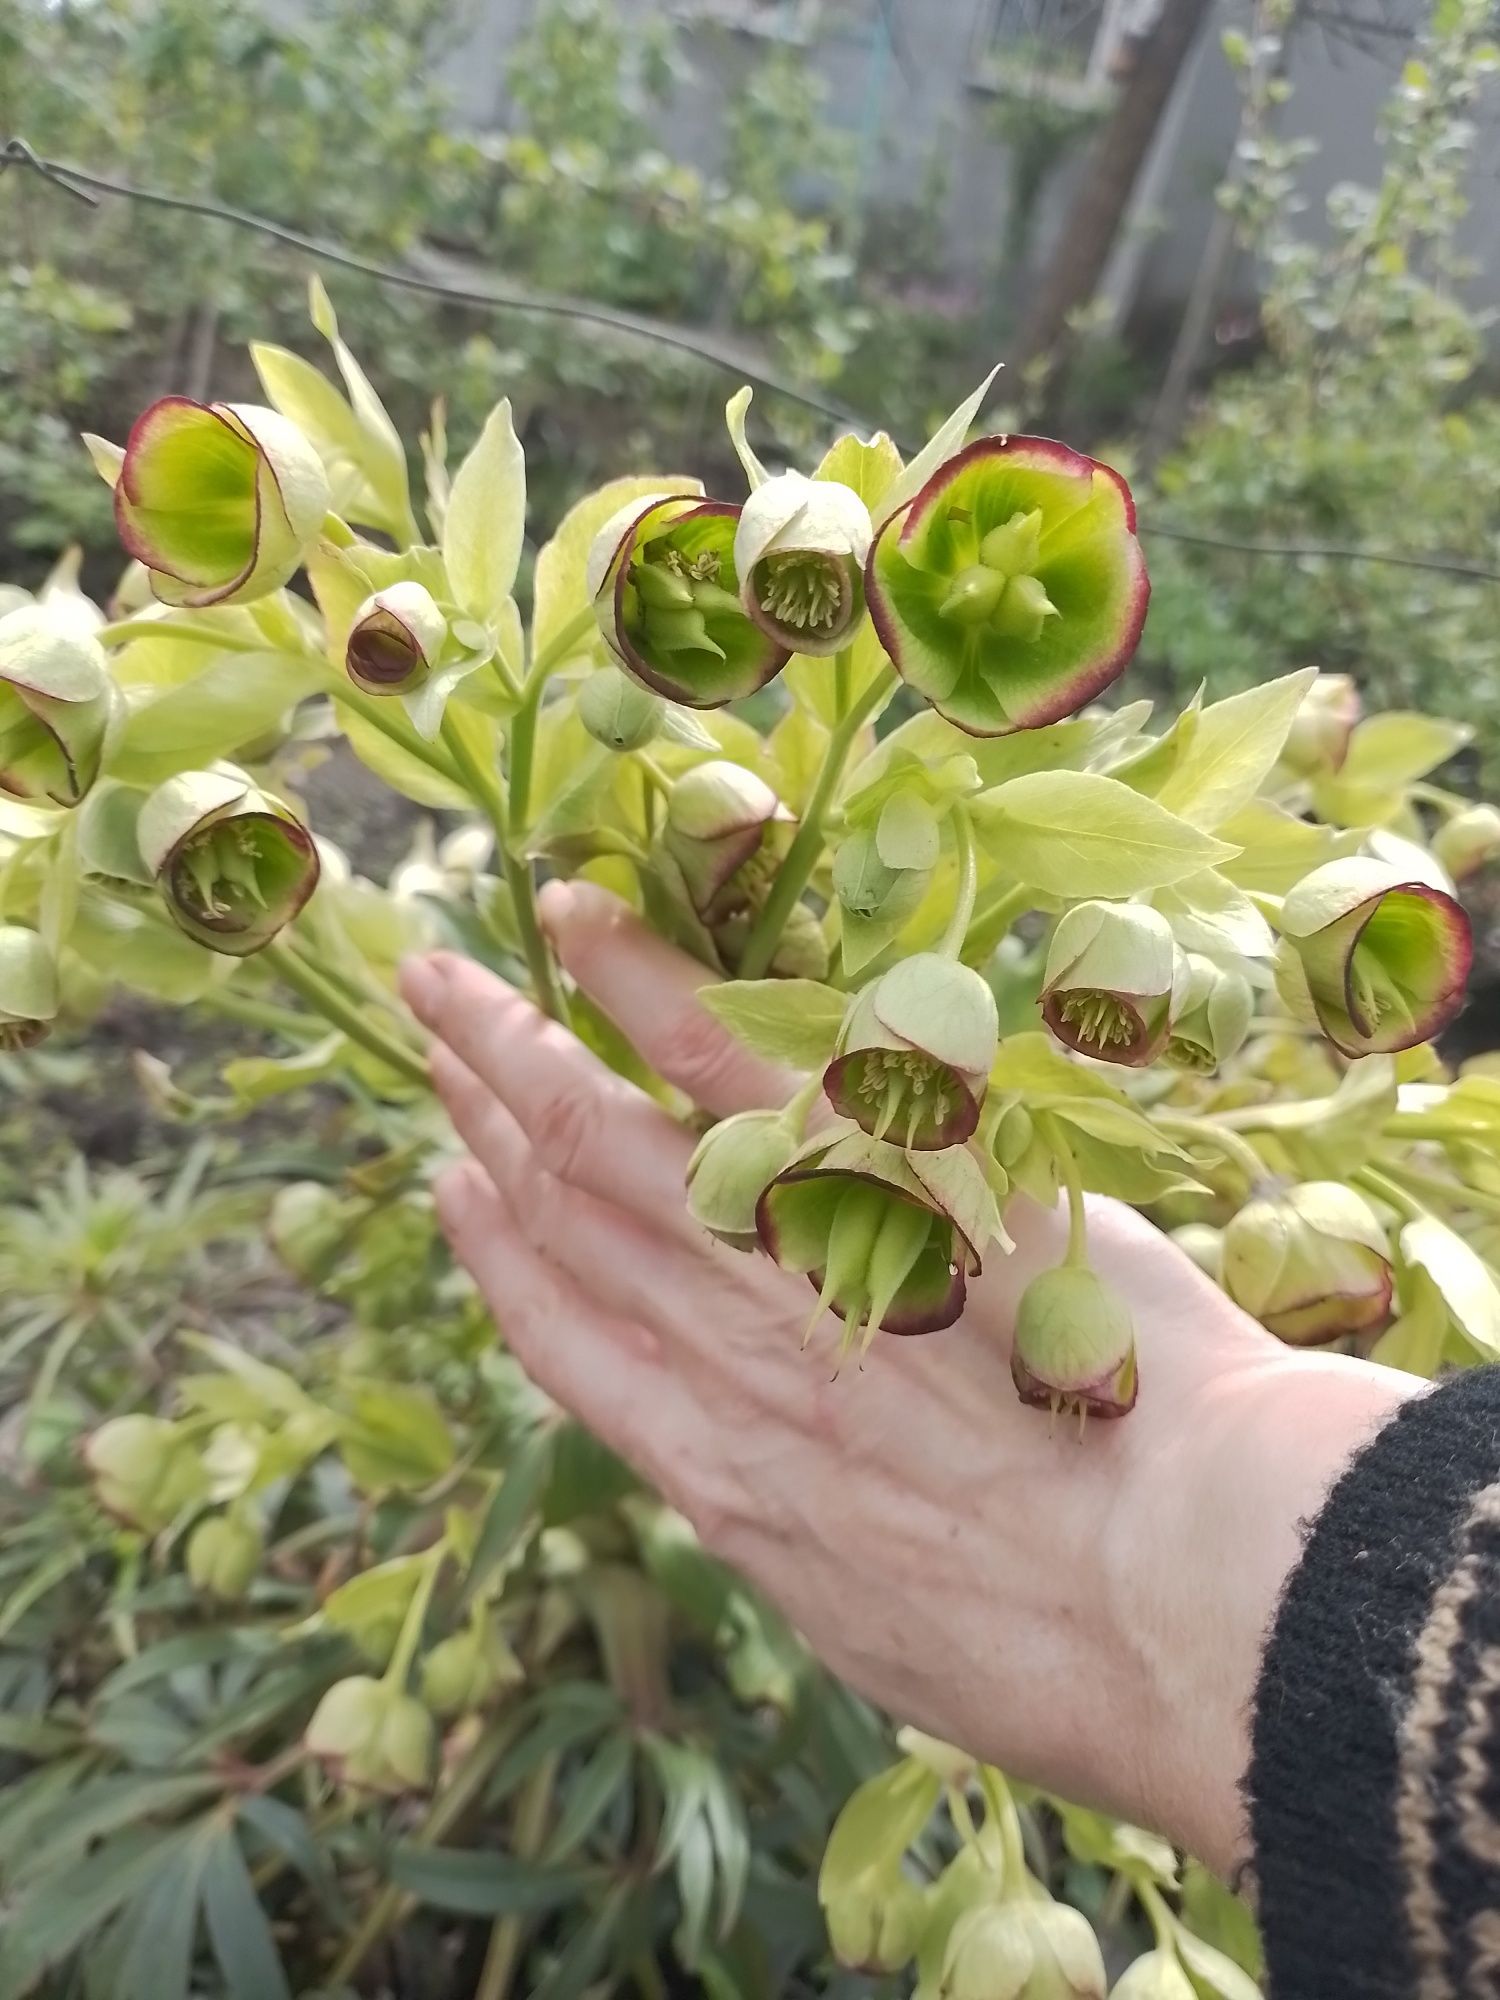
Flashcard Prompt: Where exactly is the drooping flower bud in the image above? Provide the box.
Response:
[1281,672,1360,777]
[304,1674,436,1794]
[1280,857,1471,1056]
[1109,1949,1198,2000]
[83,1415,205,1533]
[1041,902,1178,1067]
[138,768,320,956]
[1434,804,1500,884]
[1164,954,1254,1074]
[420,1620,524,1719]
[587,494,788,708]
[0,926,59,1052]
[112,397,330,607]
[0,605,116,806]
[1170,1223,1223,1281]
[687,1108,803,1249]
[824,954,1000,1149]
[733,470,871,656]
[345,581,447,696]
[757,1129,996,1351]
[826,1868,925,1975]
[939,1903,1035,2000]
[832,828,930,926]
[1222,1180,1393,1344]
[661,760,825,977]
[186,1513,264,1602]
[1011,1265,1138,1420]
[577,666,665,751]
[866,438,1148,737]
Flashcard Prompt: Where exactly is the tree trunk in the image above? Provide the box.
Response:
[1014,0,1213,374]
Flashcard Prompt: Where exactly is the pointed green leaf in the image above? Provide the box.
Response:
[444,398,526,625]
[202,1827,291,2000]
[1156,670,1318,828]
[1400,1216,1500,1358]
[388,1845,599,1915]
[544,1731,634,1863]
[971,772,1235,897]
[697,979,847,1070]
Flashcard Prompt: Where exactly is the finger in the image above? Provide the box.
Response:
[539,880,799,1115]
[402,951,695,1227]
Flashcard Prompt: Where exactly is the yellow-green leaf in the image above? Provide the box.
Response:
[971,771,1234,897]
[698,979,848,1070]
[443,398,525,626]
[1400,1215,1500,1358]
[1156,669,1317,828]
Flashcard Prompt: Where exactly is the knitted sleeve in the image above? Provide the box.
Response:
[1249,1366,1500,2000]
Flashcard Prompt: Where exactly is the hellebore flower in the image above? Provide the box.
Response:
[733,470,871,656]
[186,1514,264,1602]
[1011,1264,1138,1420]
[577,666,665,751]
[1279,856,1471,1057]
[0,926,59,1051]
[114,397,330,607]
[1041,902,1178,1067]
[1434,804,1500,883]
[824,953,1000,1149]
[939,1899,1107,2000]
[83,1415,205,1533]
[661,759,826,977]
[421,1620,524,1719]
[826,1869,925,1975]
[687,1108,804,1249]
[1110,1951,1198,2000]
[0,605,115,806]
[756,1129,995,1351]
[138,768,320,956]
[303,1675,436,1794]
[345,581,447,696]
[1164,953,1254,1073]
[866,437,1148,737]
[588,493,788,707]
[1222,1180,1393,1345]
[1281,671,1360,777]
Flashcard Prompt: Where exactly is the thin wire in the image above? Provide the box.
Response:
[5,136,1500,590]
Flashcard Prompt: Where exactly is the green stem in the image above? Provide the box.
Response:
[1137,1880,1178,1953]
[961,881,1031,967]
[382,1543,446,1692]
[738,666,897,979]
[938,804,979,959]
[197,986,325,1041]
[323,674,465,788]
[1156,1114,1270,1189]
[262,942,429,1090]
[1354,1165,1424,1222]
[1380,1159,1500,1221]
[530,606,600,688]
[979,1768,1029,1893]
[833,645,852,717]
[475,1755,559,2000]
[1041,1116,1088,1267]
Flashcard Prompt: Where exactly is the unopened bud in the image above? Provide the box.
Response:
[420,1620,524,1718]
[84,1414,205,1532]
[687,1108,802,1249]
[1110,1949,1197,2000]
[826,1868,925,1974]
[346,582,446,696]
[1170,1223,1223,1281]
[1165,954,1253,1074]
[1281,672,1360,776]
[304,1675,436,1794]
[832,828,928,924]
[578,667,665,750]
[1011,1265,1138,1420]
[1222,1180,1392,1344]
[186,1513,263,1601]
[1434,804,1500,883]
[0,926,59,1052]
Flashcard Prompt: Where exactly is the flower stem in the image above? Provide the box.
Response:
[323,674,465,788]
[1378,1159,1500,1221]
[738,667,897,979]
[1354,1165,1425,1222]
[1137,1880,1179,1953]
[938,804,979,959]
[382,1543,446,1692]
[1155,1114,1270,1190]
[262,941,429,1090]
[475,1756,559,2000]
[961,882,1031,967]
[1041,1116,1089,1267]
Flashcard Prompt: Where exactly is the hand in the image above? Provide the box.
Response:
[400,884,1415,1878]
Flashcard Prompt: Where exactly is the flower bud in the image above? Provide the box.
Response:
[0,605,115,806]
[345,581,446,696]
[757,1130,993,1351]
[687,1108,802,1249]
[824,954,1000,1149]
[662,760,826,976]
[1110,1950,1197,2000]
[940,1904,1035,2000]
[1281,672,1360,776]
[1222,1180,1392,1344]
[0,926,59,1051]
[826,1868,925,1975]
[186,1513,264,1602]
[138,768,320,956]
[269,1180,352,1284]
[1433,804,1500,883]
[304,1675,436,1794]
[113,397,330,607]
[83,1415,205,1532]
[866,438,1147,737]
[1165,954,1253,1074]
[733,470,871,656]
[1011,1264,1138,1420]
[1041,902,1178,1067]
[1170,1223,1222,1281]
[832,828,929,924]
[588,493,788,708]
[577,666,665,751]
[1280,857,1471,1056]
[420,1620,524,1718]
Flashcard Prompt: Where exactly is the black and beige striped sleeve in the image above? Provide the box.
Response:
[1249,1367,1500,2000]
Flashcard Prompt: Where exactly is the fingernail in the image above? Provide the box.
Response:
[400,954,445,1022]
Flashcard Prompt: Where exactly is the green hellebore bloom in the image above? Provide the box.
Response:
[0,925,59,1052]
[420,1620,524,1719]
[113,396,331,608]
[756,1128,997,1351]
[345,580,447,696]
[866,437,1148,737]
[587,493,789,707]
[825,1868,925,1975]
[660,759,827,978]
[577,666,665,751]
[687,1108,804,1250]
[1109,1950,1198,2000]
[83,1414,206,1533]
[1010,1264,1138,1421]
[303,1674,436,1795]
[733,470,871,656]
[0,605,116,807]
[1280,856,1471,1057]
[186,1513,264,1602]
[824,953,1000,1150]
[1280,671,1361,777]
[1164,953,1254,1074]
[940,1899,1106,2000]
[1222,1180,1393,1345]
[1434,804,1500,883]
[1041,901,1178,1067]
[138,768,321,957]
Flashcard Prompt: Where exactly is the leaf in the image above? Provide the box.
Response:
[1341,712,1471,789]
[1155,870,1275,961]
[109,652,318,787]
[115,1824,213,2000]
[12,1775,220,1889]
[250,342,381,522]
[464,1426,556,1603]
[388,1845,599,1916]
[813,429,905,514]
[236,1796,342,1914]
[878,366,1001,521]
[1155,670,1318,828]
[817,1761,940,1903]
[1217,798,1351,894]
[876,791,941,871]
[334,698,471,810]
[674,1813,716,1971]
[3,1825,196,1982]
[1399,1215,1500,1357]
[534,1885,630,2000]
[340,1382,455,1491]
[443,398,526,625]
[545,1731,634,1862]
[971,772,1235,898]
[698,979,848,1070]
[702,1767,750,1939]
[725,387,770,488]
[201,1826,292,2000]
[1174,1925,1264,2000]
[531,474,700,665]
[308,276,413,538]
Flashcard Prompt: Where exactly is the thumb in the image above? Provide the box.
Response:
[539,879,799,1117]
